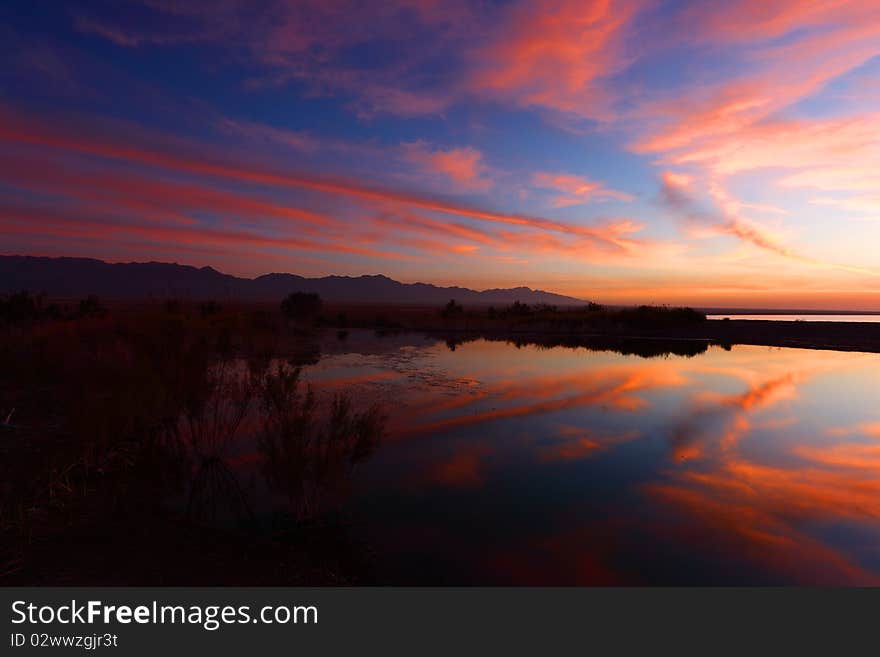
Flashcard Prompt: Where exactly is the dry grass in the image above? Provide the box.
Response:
[0,299,385,584]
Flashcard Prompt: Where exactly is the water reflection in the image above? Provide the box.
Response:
[305,331,880,584]
[158,356,385,529]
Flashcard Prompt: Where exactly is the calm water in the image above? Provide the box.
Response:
[708,314,880,322]
[298,332,880,584]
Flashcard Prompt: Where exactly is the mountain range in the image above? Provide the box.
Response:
[0,256,585,306]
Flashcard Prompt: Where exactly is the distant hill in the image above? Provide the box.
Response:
[0,256,586,306]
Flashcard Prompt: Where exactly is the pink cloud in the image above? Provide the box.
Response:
[73,1,645,121]
[532,171,633,206]
[466,0,642,120]
[679,0,880,45]
[0,200,404,261]
[632,3,880,179]
[0,106,662,247]
[660,170,803,259]
[402,142,492,191]
[660,170,880,276]
[0,106,690,272]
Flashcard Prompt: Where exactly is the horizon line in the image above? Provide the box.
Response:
[5,252,880,314]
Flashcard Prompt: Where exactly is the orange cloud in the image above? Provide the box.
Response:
[633,3,880,159]
[644,347,880,584]
[0,152,338,231]
[0,107,653,249]
[421,444,494,489]
[532,171,633,207]
[0,201,408,261]
[402,142,493,191]
[657,114,880,182]
[795,443,880,470]
[393,360,687,440]
[647,473,880,584]
[826,421,880,438]
[659,169,800,259]
[628,2,880,286]
[660,169,880,276]
[669,371,801,462]
[679,0,880,45]
[536,425,640,462]
[537,437,602,462]
[468,0,641,119]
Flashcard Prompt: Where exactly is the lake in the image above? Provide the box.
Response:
[299,331,880,585]
[708,314,880,322]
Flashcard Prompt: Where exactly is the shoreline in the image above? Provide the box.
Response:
[397,319,880,354]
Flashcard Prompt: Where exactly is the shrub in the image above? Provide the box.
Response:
[507,301,533,316]
[199,300,221,316]
[78,295,105,317]
[281,292,322,320]
[257,363,384,519]
[440,299,464,318]
[616,305,706,328]
[0,291,46,324]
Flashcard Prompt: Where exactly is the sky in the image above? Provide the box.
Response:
[2,0,880,309]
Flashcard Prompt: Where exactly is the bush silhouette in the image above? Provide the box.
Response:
[507,300,533,316]
[440,299,464,318]
[616,305,705,328]
[281,292,322,320]
[257,363,384,519]
[0,291,43,323]
[199,300,222,316]
[78,295,105,317]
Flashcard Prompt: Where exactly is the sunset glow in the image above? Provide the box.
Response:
[3,1,880,308]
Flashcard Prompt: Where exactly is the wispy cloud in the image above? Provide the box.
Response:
[532,171,633,207]
[466,0,642,121]
[659,170,880,276]
[0,105,678,273]
[402,141,493,192]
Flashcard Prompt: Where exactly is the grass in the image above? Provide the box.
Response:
[258,363,383,520]
[308,300,707,333]
[0,296,384,584]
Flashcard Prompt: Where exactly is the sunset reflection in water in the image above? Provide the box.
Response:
[302,333,880,585]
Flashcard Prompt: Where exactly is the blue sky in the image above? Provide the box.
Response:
[3,0,880,308]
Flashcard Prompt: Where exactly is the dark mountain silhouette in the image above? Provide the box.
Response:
[0,256,586,305]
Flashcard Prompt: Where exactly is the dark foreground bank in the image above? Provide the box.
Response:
[3,294,879,586]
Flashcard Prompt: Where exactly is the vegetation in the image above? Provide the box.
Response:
[0,290,104,324]
[440,299,464,318]
[281,292,323,320]
[2,290,874,583]
[437,333,710,359]
[77,294,105,317]
[0,291,54,324]
[430,300,706,332]
[0,299,384,584]
[281,299,709,336]
[258,364,382,520]
[614,305,705,328]
[199,300,222,316]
